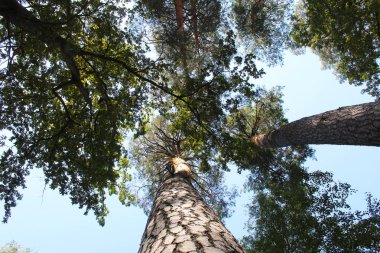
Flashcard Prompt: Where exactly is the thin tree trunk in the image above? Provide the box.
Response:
[190,0,200,50]
[174,0,185,33]
[173,0,188,73]
[251,101,380,148]
[139,158,245,253]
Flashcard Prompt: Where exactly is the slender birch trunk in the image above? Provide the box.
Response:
[251,101,380,148]
[138,157,245,253]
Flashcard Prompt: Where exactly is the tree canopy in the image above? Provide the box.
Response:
[242,146,380,252]
[233,0,293,65]
[0,0,152,225]
[291,0,380,98]
[0,1,379,252]
[0,0,265,224]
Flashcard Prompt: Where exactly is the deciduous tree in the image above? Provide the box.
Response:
[291,0,380,97]
[241,147,380,253]
[0,0,154,224]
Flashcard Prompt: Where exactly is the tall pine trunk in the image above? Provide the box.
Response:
[251,101,380,148]
[138,158,245,253]
[174,0,188,73]
[190,0,200,50]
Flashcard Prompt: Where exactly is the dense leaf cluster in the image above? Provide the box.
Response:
[291,0,380,97]
[233,0,294,65]
[0,0,148,224]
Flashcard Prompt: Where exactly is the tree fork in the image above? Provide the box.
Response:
[138,158,245,253]
[251,101,380,148]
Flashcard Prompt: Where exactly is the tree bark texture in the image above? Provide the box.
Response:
[251,101,380,148]
[190,0,200,49]
[138,173,245,253]
[173,0,188,72]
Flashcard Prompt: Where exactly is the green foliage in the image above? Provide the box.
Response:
[0,241,33,253]
[130,114,237,220]
[134,0,224,71]
[0,0,145,224]
[291,0,380,97]
[221,87,287,172]
[227,86,286,137]
[241,146,380,253]
[233,0,294,65]
[0,0,267,224]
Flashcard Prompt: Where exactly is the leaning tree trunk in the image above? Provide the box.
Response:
[251,101,380,148]
[138,158,245,253]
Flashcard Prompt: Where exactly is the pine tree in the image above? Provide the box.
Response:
[131,115,244,252]
[251,101,380,148]
[138,159,244,253]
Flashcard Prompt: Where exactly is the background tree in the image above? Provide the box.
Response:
[241,149,380,253]
[0,0,155,224]
[223,87,380,252]
[233,0,294,65]
[134,0,225,72]
[0,241,33,253]
[291,0,380,98]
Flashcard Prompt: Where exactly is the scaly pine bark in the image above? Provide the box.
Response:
[251,101,380,147]
[139,158,245,253]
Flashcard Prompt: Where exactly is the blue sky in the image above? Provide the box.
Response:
[1,50,379,252]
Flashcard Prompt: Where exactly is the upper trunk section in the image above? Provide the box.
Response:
[174,0,185,33]
[190,0,200,49]
[173,0,188,72]
[139,169,245,253]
